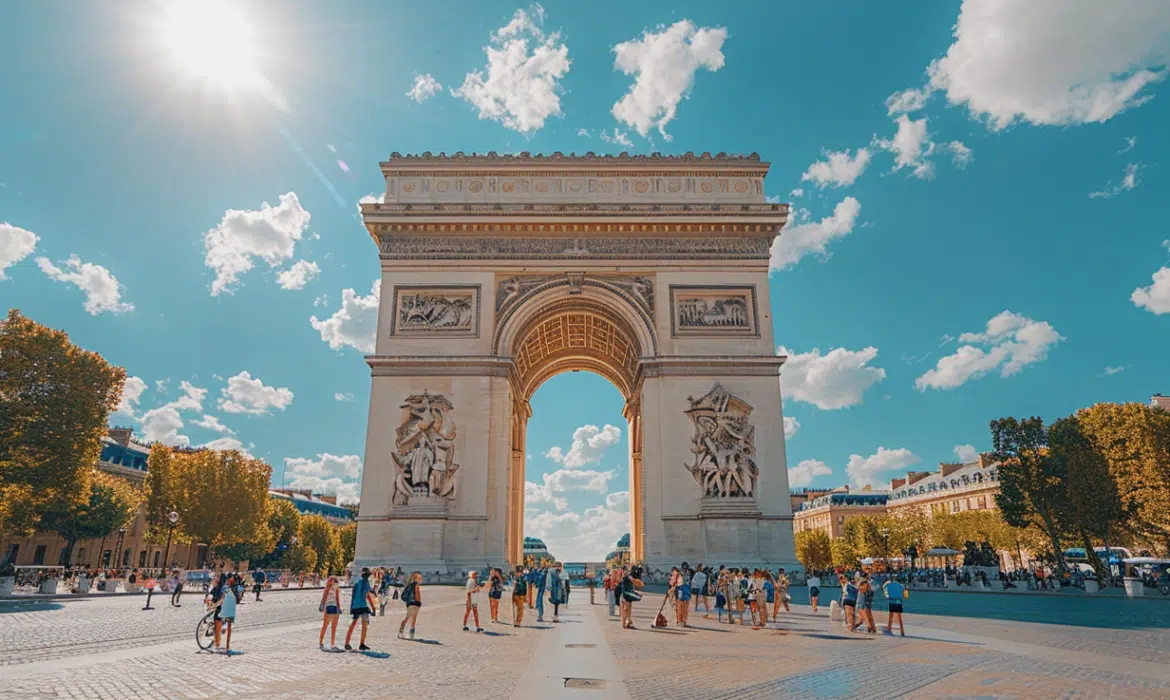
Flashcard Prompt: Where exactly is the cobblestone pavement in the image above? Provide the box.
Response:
[2,587,1169,699]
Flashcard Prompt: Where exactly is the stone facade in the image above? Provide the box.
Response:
[353,152,799,574]
[792,488,890,539]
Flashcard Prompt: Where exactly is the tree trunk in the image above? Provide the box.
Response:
[1039,511,1066,576]
[1080,530,1105,582]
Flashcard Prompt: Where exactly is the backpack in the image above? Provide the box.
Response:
[401,581,417,605]
[514,578,528,597]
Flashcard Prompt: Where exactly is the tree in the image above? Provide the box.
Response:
[39,469,142,565]
[338,523,357,567]
[830,537,857,570]
[990,417,1069,575]
[300,514,342,575]
[0,310,126,536]
[1050,414,1123,579]
[283,536,317,574]
[1076,402,1170,552]
[794,529,832,571]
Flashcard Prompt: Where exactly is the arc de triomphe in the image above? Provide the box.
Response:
[352,152,799,573]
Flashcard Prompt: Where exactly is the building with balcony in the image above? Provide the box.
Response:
[269,488,355,526]
[885,455,1000,516]
[792,488,890,539]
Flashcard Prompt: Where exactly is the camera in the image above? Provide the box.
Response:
[629,564,644,580]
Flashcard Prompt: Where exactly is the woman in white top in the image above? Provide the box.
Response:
[691,566,709,618]
[319,575,341,650]
[807,573,822,613]
[463,571,484,632]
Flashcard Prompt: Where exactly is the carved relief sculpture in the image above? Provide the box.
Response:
[398,293,474,330]
[683,384,759,499]
[391,392,460,505]
[670,286,758,337]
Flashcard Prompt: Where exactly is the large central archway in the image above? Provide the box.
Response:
[352,152,800,575]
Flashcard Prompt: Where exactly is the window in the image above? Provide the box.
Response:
[102,550,112,566]
[33,545,47,565]
[77,548,86,565]
[153,551,160,568]
[977,496,987,509]
[122,548,132,566]
[138,550,147,567]
[950,501,960,513]
[2,544,18,566]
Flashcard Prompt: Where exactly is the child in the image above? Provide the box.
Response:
[399,571,423,639]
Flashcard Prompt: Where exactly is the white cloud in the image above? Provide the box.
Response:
[284,453,363,504]
[218,371,294,415]
[877,115,935,179]
[334,392,355,402]
[524,489,631,561]
[926,0,1170,129]
[113,376,148,420]
[1132,266,1170,315]
[310,280,380,353]
[200,437,253,457]
[1100,365,1126,377]
[953,444,979,463]
[313,294,329,308]
[36,255,134,315]
[0,223,38,279]
[526,468,615,512]
[406,73,442,103]
[171,381,207,411]
[545,424,622,468]
[783,415,800,439]
[1118,136,1137,154]
[885,86,932,115]
[276,260,320,290]
[611,19,727,139]
[357,192,384,216]
[916,310,1064,390]
[575,128,590,137]
[1089,162,1141,199]
[789,188,804,198]
[191,414,234,435]
[846,447,921,489]
[155,379,170,392]
[769,196,861,270]
[452,4,570,134]
[779,345,886,410]
[945,141,973,168]
[599,128,634,148]
[788,459,831,488]
[202,192,311,296]
[801,148,872,188]
[139,381,207,446]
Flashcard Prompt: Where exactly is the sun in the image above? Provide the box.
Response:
[155,0,260,90]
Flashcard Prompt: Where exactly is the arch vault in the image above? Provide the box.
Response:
[353,152,800,573]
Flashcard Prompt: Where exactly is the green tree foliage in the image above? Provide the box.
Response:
[1050,415,1123,578]
[830,536,857,570]
[1076,402,1170,551]
[299,514,342,575]
[0,310,126,536]
[39,469,142,565]
[338,523,357,567]
[794,529,832,571]
[283,536,317,574]
[990,417,1070,574]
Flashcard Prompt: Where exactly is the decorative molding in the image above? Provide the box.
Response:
[382,150,766,164]
[380,235,772,261]
[683,383,760,500]
[492,285,659,356]
[391,284,480,337]
[496,273,653,317]
[391,392,459,507]
[638,355,784,380]
[367,355,514,378]
[670,285,759,338]
[365,203,783,216]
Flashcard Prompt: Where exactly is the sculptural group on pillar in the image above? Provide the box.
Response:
[683,383,759,499]
[391,392,459,505]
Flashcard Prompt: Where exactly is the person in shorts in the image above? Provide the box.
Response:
[883,576,906,636]
[839,574,859,632]
[714,572,728,622]
[676,568,692,627]
[344,567,378,651]
[213,573,240,654]
[399,571,424,639]
[319,575,342,650]
[510,566,527,627]
[690,565,709,618]
[463,570,484,632]
[807,572,822,613]
[488,568,504,623]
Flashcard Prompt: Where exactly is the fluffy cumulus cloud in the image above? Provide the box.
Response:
[452,4,570,134]
[788,459,831,488]
[545,424,622,468]
[202,192,311,296]
[846,447,921,489]
[36,255,134,315]
[885,87,931,115]
[916,310,1064,390]
[200,437,253,457]
[599,127,634,148]
[526,468,615,511]
[926,0,1170,129]
[334,392,355,402]
[801,148,872,188]
[877,115,936,179]
[113,376,148,420]
[1089,163,1141,199]
[953,444,979,463]
[525,490,631,561]
[284,453,363,504]
[191,414,234,435]
[311,280,380,353]
[611,19,727,139]
[406,73,442,103]
[779,345,886,410]
[0,222,38,279]
[276,260,320,290]
[217,371,294,415]
[945,141,973,168]
[783,415,800,439]
[140,381,208,446]
[1132,264,1170,315]
[769,197,861,270]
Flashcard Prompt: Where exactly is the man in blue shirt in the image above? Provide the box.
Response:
[344,568,379,651]
[252,568,266,602]
[882,577,906,636]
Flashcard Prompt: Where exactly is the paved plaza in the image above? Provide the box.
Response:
[2,586,1168,699]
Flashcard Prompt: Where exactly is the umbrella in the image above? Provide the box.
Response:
[924,547,960,557]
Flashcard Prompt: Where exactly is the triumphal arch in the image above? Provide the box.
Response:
[352,151,799,573]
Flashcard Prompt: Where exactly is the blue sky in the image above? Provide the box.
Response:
[2,1,1168,560]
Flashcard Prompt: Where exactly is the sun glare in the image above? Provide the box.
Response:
[156,0,259,89]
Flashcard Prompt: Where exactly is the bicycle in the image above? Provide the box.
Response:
[196,608,218,651]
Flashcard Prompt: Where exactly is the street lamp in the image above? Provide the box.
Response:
[162,511,180,571]
[115,526,127,568]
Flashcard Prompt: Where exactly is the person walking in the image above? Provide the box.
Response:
[882,575,906,637]
[605,568,618,617]
[774,568,791,617]
[858,573,877,634]
[618,566,643,630]
[399,571,423,639]
[807,572,822,613]
[676,568,692,627]
[488,568,504,623]
[319,575,342,650]
[510,566,527,628]
[714,571,728,623]
[840,574,859,632]
[727,569,744,624]
[761,570,774,625]
[547,563,565,623]
[691,565,709,618]
[746,570,762,628]
[535,564,549,622]
[463,570,485,632]
[252,568,266,602]
[344,567,378,651]
[526,566,537,609]
[170,569,184,607]
[215,573,241,654]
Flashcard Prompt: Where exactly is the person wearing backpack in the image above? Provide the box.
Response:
[511,566,528,627]
[398,571,423,640]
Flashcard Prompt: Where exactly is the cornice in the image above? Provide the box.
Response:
[366,355,515,377]
[638,355,786,380]
[362,202,787,217]
[378,235,774,261]
[381,150,767,167]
